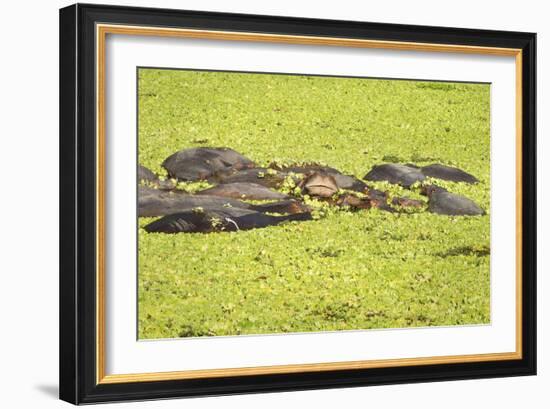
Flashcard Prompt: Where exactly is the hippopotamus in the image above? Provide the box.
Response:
[138,164,175,190]
[420,164,479,184]
[299,172,339,198]
[335,193,391,211]
[422,185,485,216]
[196,182,290,200]
[270,163,368,192]
[162,147,255,181]
[331,173,369,192]
[144,207,312,234]
[391,196,425,209]
[138,164,157,183]
[363,163,426,188]
[138,186,251,217]
[138,186,309,217]
[364,187,389,202]
[251,200,310,215]
[335,192,423,213]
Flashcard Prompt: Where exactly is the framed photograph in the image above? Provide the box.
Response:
[59,3,536,404]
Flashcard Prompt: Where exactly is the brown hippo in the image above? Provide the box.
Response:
[250,200,310,215]
[162,147,255,181]
[335,192,397,212]
[270,163,368,192]
[144,207,312,234]
[336,194,379,210]
[335,191,423,213]
[299,172,339,198]
[391,196,425,209]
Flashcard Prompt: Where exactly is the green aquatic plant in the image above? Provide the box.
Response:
[175,180,213,193]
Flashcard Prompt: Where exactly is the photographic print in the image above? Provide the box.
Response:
[137,68,490,340]
[60,5,536,403]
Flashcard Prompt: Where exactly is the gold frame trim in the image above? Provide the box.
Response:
[96,23,523,385]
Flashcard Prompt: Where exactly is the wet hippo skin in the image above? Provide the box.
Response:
[145,208,313,233]
[163,147,255,181]
[422,185,484,216]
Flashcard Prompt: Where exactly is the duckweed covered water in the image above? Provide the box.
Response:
[138,69,490,339]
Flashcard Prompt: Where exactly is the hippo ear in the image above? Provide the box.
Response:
[420,185,431,196]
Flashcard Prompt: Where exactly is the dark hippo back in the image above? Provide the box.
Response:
[428,190,485,216]
[162,147,255,181]
[144,208,312,233]
[138,186,254,217]
[138,164,158,183]
[364,163,426,188]
[421,164,479,183]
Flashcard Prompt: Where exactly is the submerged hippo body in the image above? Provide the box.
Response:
[271,163,368,192]
[197,182,289,200]
[364,163,426,188]
[138,164,157,183]
[423,186,485,216]
[335,194,390,211]
[336,192,423,213]
[162,147,255,181]
[391,196,425,209]
[250,200,310,215]
[144,208,312,234]
[138,186,253,217]
[138,164,175,190]
[420,164,479,184]
[139,186,307,217]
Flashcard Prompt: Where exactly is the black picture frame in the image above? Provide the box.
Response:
[59,3,536,405]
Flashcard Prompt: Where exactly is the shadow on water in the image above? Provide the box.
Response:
[436,245,490,258]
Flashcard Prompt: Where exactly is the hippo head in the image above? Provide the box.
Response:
[300,172,339,198]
